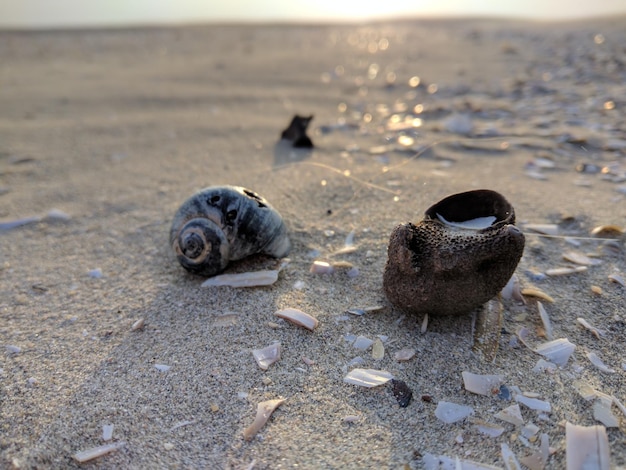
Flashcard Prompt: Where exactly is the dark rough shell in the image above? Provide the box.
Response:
[170,186,291,277]
[382,189,525,316]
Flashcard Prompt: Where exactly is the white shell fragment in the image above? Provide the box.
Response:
[394,348,416,362]
[495,404,524,426]
[462,371,504,396]
[534,338,576,366]
[201,270,279,288]
[371,338,385,359]
[154,364,171,372]
[562,251,600,266]
[545,266,587,276]
[515,394,551,413]
[434,401,474,424]
[537,302,553,340]
[474,421,505,438]
[501,443,522,470]
[242,398,285,441]
[310,261,334,275]
[585,351,615,373]
[593,394,619,428]
[343,368,393,388]
[102,424,114,441]
[565,422,610,470]
[524,224,559,235]
[274,308,319,331]
[131,318,145,331]
[608,273,625,287]
[73,441,126,463]
[436,213,496,230]
[576,318,604,338]
[521,288,554,303]
[352,335,374,350]
[252,343,281,371]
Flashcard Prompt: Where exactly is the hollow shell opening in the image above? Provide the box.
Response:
[425,189,515,226]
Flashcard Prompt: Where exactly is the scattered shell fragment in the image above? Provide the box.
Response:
[501,443,522,470]
[537,302,553,340]
[515,394,551,413]
[565,422,610,470]
[585,351,615,373]
[593,394,619,427]
[212,313,239,327]
[342,415,361,423]
[501,275,525,303]
[562,251,600,266]
[436,213,496,230]
[391,379,413,407]
[472,298,503,363]
[524,224,559,235]
[576,318,604,338]
[242,399,285,441]
[310,261,334,275]
[73,441,126,463]
[201,270,279,288]
[520,433,549,470]
[590,225,624,237]
[608,273,625,287]
[545,266,587,276]
[495,404,524,426]
[474,420,505,438]
[343,368,393,388]
[532,359,557,373]
[434,401,474,424]
[274,308,319,331]
[371,338,385,359]
[521,288,554,303]
[394,348,416,362]
[6,345,21,354]
[154,364,171,372]
[131,318,145,331]
[252,343,281,370]
[102,424,114,441]
[534,338,576,366]
[352,335,374,350]
[462,371,504,396]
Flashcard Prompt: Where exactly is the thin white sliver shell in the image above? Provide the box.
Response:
[343,368,393,388]
[201,270,279,288]
[274,308,319,331]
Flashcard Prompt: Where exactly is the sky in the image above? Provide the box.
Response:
[1,0,626,29]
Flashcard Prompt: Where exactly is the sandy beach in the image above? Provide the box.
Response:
[1,17,625,469]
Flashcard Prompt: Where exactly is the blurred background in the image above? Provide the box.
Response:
[2,0,626,29]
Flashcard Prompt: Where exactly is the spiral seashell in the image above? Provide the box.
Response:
[383,189,525,316]
[170,186,291,277]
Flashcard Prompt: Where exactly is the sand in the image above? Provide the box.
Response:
[1,17,625,469]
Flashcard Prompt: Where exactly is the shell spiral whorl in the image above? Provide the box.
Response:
[170,186,291,277]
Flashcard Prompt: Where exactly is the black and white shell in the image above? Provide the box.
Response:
[170,186,291,277]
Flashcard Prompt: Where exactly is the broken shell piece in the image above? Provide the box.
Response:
[608,273,625,287]
[593,394,619,427]
[473,420,505,438]
[252,343,281,370]
[201,270,279,288]
[274,308,319,331]
[515,394,551,413]
[545,266,587,276]
[343,368,393,388]
[242,398,285,441]
[534,338,576,366]
[501,275,525,303]
[435,213,496,230]
[371,338,385,359]
[590,225,624,237]
[524,224,559,235]
[394,348,416,362]
[521,288,554,303]
[462,371,504,396]
[501,443,523,470]
[434,401,474,424]
[576,318,605,338]
[352,335,374,350]
[495,404,524,426]
[565,422,610,470]
[102,424,114,441]
[310,261,334,275]
[73,442,126,463]
[586,351,615,373]
[537,302,553,340]
[520,433,549,470]
[562,251,600,266]
[131,318,145,331]
[383,189,525,316]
